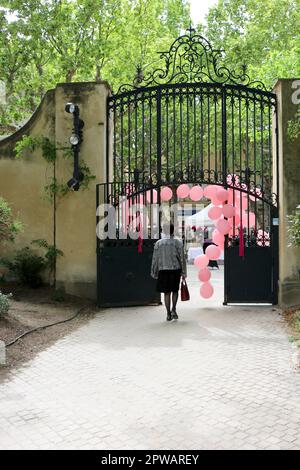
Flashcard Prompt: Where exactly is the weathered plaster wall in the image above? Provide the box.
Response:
[54,82,110,299]
[274,79,300,306]
[0,90,55,258]
[0,82,111,300]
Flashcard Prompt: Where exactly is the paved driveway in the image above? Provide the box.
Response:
[0,266,299,450]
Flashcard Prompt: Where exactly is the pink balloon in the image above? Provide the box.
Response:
[211,197,221,206]
[146,189,158,203]
[216,187,229,202]
[222,204,235,218]
[208,206,223,220]
[212,230,225,247]
[203,185,217,199]
[198,268,211,282]
[216,218,231,235]
[176,184,190,199]
[189,185,203,201]
[200,282,214,299]
[161,187,173,201]
[194,254,209,269]
[206,245,221,260]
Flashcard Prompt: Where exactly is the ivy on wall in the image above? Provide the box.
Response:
[287,211,300,248]
[14,135,95,200]
[287,107,300,143]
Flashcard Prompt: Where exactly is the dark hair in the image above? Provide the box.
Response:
[162,222,174,236]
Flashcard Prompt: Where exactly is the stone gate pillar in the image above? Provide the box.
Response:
[55,82,111,300]
[273,79,300,306]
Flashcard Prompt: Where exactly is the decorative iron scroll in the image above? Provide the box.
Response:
[117,26,268,94]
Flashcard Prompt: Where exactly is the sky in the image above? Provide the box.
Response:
[190,0,218,25]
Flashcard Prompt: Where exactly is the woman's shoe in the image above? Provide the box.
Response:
[166,313,172,321]
[171,310,178,320]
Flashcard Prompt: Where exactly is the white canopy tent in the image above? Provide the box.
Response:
[185,203,216,228]
[185,203,224,262]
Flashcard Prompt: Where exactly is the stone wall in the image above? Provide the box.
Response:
[0,82,111,300]
[273,79,300,306]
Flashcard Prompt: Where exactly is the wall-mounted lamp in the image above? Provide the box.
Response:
[65,102,85,191]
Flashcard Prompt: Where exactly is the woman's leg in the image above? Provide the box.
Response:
[164,292,171,312]
[164,293,172,320]
[172,291,178,312]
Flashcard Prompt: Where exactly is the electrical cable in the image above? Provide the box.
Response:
[6,306,87,348]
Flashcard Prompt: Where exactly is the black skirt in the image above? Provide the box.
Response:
[157,269,181,293]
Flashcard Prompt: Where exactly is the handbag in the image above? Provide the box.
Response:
[181,279,190,301]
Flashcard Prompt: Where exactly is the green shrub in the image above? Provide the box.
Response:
[0,291,12,316]
[287,211,300,247]
[1,247,46,288]
[0,197,22,244]
[1,241,64,288]
[31,239,63,285]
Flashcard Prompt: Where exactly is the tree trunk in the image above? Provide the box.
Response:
[66,68,76,82]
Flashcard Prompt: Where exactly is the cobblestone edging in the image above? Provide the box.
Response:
[0,340,5,365]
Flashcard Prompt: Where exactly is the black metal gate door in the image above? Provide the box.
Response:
[224,206,279,304]
[97,239,160,307]
[97,27,279,307]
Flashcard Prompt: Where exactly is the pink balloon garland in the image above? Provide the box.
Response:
[200,282,214,299]
[161,186,173,201]
[156,181,263,301]
[177,184,190,199]
[189,185,203,201]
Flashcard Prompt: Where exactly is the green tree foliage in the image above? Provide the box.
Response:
[204,0,300,89]
[0,0,190,134]
[2,0,300,137]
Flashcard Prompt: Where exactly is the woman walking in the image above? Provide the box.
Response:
[151,223,187,321]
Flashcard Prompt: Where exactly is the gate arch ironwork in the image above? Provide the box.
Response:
[97,27,279,307]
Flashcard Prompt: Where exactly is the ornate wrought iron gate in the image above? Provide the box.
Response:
[97,27,279,307]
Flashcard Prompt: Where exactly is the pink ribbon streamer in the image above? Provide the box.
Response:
[239,222,244,257]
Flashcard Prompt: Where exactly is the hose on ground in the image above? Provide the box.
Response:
[6,306,87,348]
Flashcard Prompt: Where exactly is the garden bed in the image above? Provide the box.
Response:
[0,282,96,377]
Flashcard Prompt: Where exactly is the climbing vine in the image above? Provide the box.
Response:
[14,135,95,200]
[287,210,300,248]
[287,106,300,143]
[15,135,57,163]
